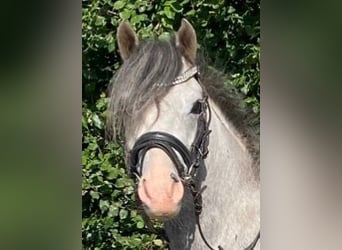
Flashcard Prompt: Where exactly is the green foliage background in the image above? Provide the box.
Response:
[82,0,259,249]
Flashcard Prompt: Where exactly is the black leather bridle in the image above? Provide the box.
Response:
[128,66,210,184]
[125,66,259,250]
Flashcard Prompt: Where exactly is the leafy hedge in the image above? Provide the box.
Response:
[82,0,259,249]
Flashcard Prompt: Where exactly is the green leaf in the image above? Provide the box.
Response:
[186,9,196,16]
[137,221,144,229]
[228,6,236,14]
[113,1,125,10]
[96,175,103,183]
[95,16,106,26]
[130,238,142,246]
[124,185,134,195]
[159,32,171,41]
[107,168,119,180]
[92,113,103,129]
[99,200,110,212]
[82,115,88,129]
[96,95,107,110]
[153,239,163,246]
[163,6,174,19]
[90,190,99,200]
[119,209,128,219]
[120,9,132,20]
[108,205,119,217]
[131,14,147,25]
[115,178,126,188]
[88,142,98,151]
[244,96,256,104]
[82,153,87,165]
[253,105,260,113]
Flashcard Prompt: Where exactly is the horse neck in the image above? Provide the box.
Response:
[206,98,259,189]
[193,98,260,247]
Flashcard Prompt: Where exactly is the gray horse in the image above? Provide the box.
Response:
[108,19,260,250]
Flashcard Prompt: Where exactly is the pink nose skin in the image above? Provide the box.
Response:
[137,150,184,220]
[138,175,184,220]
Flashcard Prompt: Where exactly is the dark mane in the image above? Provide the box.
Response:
[107,38,259,174]
[107,38,183,140]
[198,61,260,175]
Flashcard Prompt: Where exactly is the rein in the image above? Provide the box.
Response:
[126,66,260,250]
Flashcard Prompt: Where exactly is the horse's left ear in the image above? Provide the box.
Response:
[176,19,197,63]
[117,20,139,60]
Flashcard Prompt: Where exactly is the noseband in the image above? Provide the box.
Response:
[126,66,259,250]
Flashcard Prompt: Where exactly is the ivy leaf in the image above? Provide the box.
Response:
[136,221,144,229]
[88,142,98,151]
[96,95,107,110]
[90,191,100,200]
[92,113,103,129]
[163,7,174,19]
[119,209,128,219]
[108,205,119,218]
[99,200,109,212]
[186,9,196,16]
[95,16,106,26]
[159,32,171,41]
[107,168,119,180]
[131,238,142,246]
[153,239,163,246]
[115,178,127,188]
[113,1,125,10]
[82,115,88,129]
[120,9,132,19]
[228,6,236,14]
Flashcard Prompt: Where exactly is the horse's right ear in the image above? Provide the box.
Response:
[176,19,197,63]
[117,20,139,60]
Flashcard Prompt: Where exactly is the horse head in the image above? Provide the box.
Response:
[114,19,207,220]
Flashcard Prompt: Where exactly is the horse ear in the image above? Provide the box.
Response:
[117,20,139,60]
[176,18,197,63]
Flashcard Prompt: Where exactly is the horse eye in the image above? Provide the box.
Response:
[190,100,202,114]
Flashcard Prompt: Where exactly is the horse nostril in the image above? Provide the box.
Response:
[170,172,180,182]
